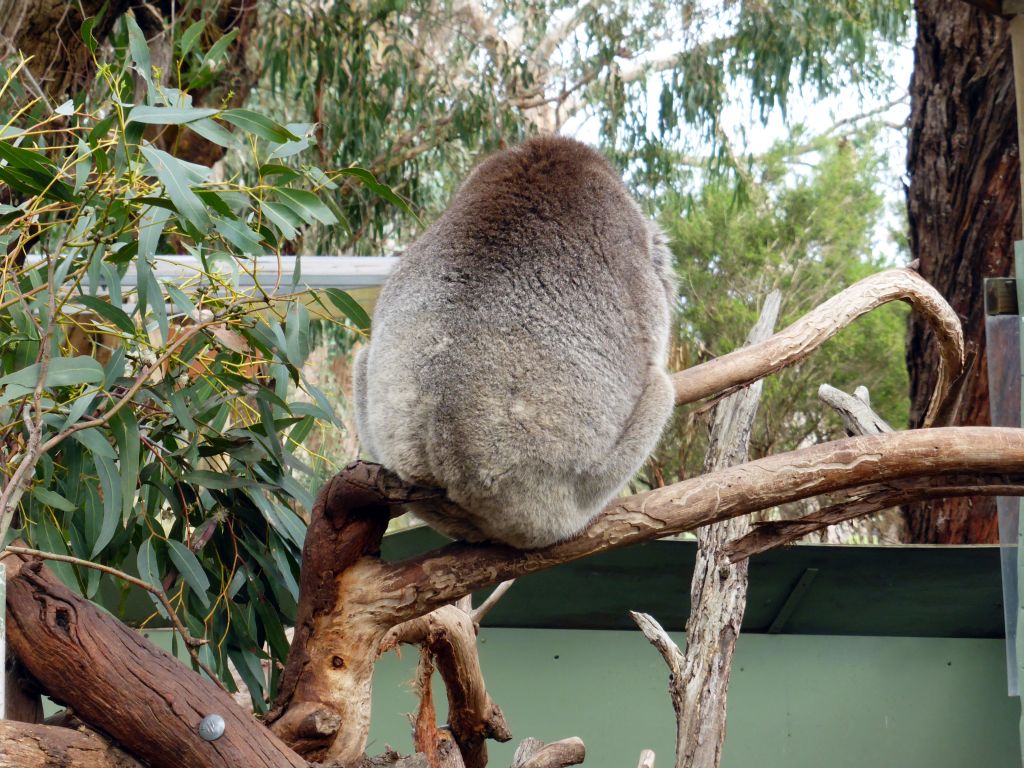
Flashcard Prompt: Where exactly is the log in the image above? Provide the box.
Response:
[0,720,144,767]
[3,554,308,768]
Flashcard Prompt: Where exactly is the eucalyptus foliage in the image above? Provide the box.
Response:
[255,0,911,251]
[0,20,375,709]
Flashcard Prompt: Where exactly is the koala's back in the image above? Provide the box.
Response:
[355,137,674,548]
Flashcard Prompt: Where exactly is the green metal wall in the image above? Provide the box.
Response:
[370,629,1020,768]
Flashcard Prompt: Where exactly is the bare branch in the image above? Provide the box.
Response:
[380,605,511,768]
[512,737,586,768]
[637,750,656,768]
[671,268,964,428]
[818,384,893,435]
[470,579,515,623]
[725,475,1024,561]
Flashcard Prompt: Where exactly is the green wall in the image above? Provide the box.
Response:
[369,629,1020,768]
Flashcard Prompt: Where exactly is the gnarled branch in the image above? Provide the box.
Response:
[671,268,964,427]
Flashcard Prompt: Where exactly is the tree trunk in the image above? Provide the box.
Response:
[905,0,1019,542]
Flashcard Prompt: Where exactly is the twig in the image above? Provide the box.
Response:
[818,384,893,435]
[1,545,228,692]
[470,579,514,623]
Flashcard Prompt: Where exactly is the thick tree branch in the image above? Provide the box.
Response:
[3,554,308,768]
[671,268,964,427]
[373,427,1023,619]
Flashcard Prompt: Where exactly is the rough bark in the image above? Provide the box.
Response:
[3,554,309,768]
[0,0,130,101]
[511,738,586,768]
[905,0,1019,542]
[266,463,441,762]
[0,720,144,768]
[671,292,780,768]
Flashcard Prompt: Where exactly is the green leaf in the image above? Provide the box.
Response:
[258,163,302,182]
[167,540,210,608]
[63,391,97,428]
[179,19,207,57]
[334,167,415,217]
[126,12,153,88]
[166,283,197,318]
[74,295,136,334]
[214,216,265,255]
[187,118,238,148]
[137,539,160,585]
[111,409,140,520]
[140,144,211,233]
[197,27,238,71]
[128,105,219,125]
[274,188,337,225]
[219,109,299,143]
[0,139,55,173]
[92,453,122,557]
[0,356,104,391]
[32,486,76,513]
[322,288,371,330]
[284,301,310,367]
[259,200,300,240]
[73,428,118,460]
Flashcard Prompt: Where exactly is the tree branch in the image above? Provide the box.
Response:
[374,427,1023,619]
[724,475,1024,561]
[380,605,511,768]
[670,268,964,427]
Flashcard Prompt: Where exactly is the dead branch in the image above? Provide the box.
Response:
[381,605,512,768]
[636,750,656,768]
[818,384,893,435]
[661,291,779,768]
[629,611,684,703]
[725,474,1024,561]
[670,268,964,427]
[3,554,308,768]
[471,580,515,623]
[511,737,586,768]
[411,651,466,768]
[0,720,145,768]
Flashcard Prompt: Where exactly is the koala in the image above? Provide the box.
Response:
[352,136,676,549]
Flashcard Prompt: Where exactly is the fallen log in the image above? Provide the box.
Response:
[0,720,144,768]
[3,553,308,768]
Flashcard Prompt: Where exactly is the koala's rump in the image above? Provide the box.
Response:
[362,256,656,519]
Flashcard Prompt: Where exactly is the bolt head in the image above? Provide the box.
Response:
[199,713,226,741]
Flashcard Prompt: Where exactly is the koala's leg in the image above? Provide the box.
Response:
[575,365,675,514]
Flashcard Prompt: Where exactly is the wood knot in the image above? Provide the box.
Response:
[331,655,346,669]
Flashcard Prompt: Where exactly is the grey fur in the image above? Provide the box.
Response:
[353,136,675,548]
